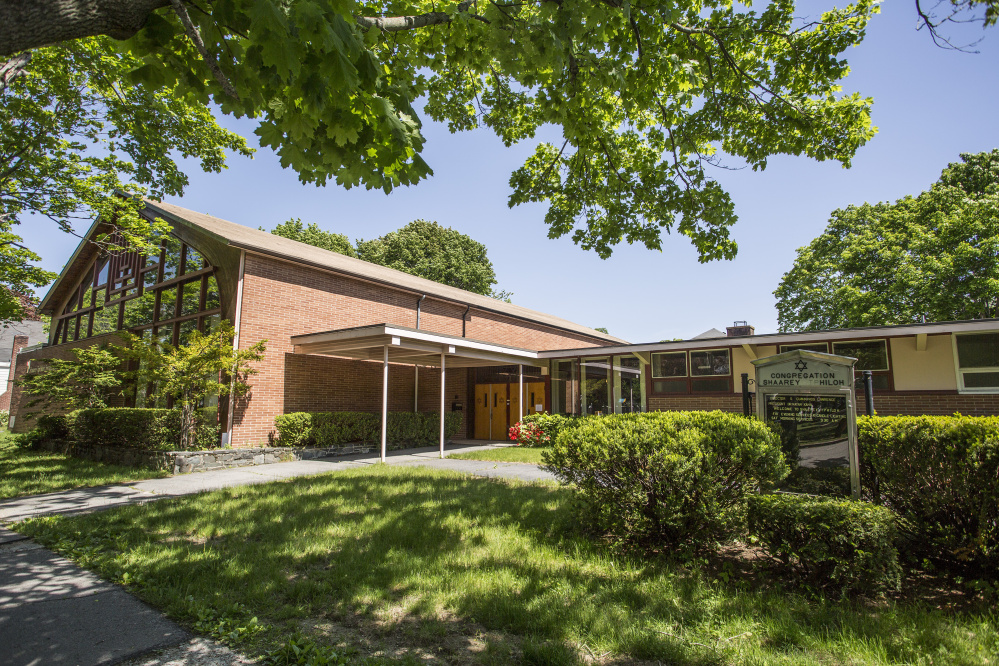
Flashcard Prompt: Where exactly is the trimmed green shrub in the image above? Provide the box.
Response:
[274,412,378,447]
[274,411,462,448]
[748,493,902,595]
[542,411,788,553]
[71,408,220,451]
[858,414,999,577]
[36,413,71,441]
[518,413,584,447]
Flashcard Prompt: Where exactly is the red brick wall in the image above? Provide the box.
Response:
[647,394,744,413]
[8,333,125,432]
[869,392,999,417]
[229,253,606,446]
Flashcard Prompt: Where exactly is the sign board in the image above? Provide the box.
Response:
[751,350,860,497]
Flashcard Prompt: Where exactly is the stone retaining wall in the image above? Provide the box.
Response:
[36,440,377,474]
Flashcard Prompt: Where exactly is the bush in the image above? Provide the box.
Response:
[542,411,788,554]
[519,413,583,447]
[71,408,220,451]
[858,414,999,577]
[274,411,462,448]
[274,412,378,447]
[748,493,902,595]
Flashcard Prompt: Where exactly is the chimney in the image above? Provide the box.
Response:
[726,321,754,338]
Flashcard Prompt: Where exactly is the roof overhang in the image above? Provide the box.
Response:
[290,324,545,368]
[538,318,999,358]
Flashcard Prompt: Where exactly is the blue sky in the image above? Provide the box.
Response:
[22,1,999,344]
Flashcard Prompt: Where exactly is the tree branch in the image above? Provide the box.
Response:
[356,0,484,32]
[0,52,30,93]
[0,0,170,56]
[168,0,238,99]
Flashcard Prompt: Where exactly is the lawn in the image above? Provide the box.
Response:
[447,446,546,464]
[0,433,166,501]
[15,466,998,665]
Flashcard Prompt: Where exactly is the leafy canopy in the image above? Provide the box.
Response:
[16,345,124,411]
[100,0,884,262]
[774,150,999,331]
[120,320,266,447]
[0,36,252,320]
[270,217,508,298]
[356,219,502,297]
[268,218,357,257]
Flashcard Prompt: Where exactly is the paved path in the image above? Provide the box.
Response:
[0,442,554,524]
[0,441,554,664]
[0,528,189,665]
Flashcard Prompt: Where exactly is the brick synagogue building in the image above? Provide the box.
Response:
[9,200,999,447]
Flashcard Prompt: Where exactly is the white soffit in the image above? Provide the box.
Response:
[291,324,545,369]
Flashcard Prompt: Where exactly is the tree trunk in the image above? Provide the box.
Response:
[0,0,170,56]
[180,400,195,450]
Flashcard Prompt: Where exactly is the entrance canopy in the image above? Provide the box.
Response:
[290,324,545,462]
[290,324,546,368]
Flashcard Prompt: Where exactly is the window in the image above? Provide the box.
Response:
[832,340,889,371]
[833,339,891,390]
[650,349,732,394]
[613,356,645,413]
[551,360,578,416]
[779,343,829,354]
[652,352,686,378]
[689,349,730,376]
[955,332,999,392]
[51,230,224,350]
[581,357,610,415]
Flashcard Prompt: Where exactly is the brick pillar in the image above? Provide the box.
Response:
[0,335,29,412]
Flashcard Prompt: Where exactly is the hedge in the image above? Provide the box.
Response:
[748,493,902,595]
[542,411,787,554]
[516,413,585,447]
[71,408,221,451]
[858,414,999,577]
[274,411,462,448]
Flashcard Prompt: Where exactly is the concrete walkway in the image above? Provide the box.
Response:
[0,441,554,524]
[0,528,189,665]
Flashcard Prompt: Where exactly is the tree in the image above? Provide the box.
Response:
[16,344,123,411]
[4,0,892,262]
[356,219,504,297]
[121,320,265,449]
[774,150,999,331]
[268,218,356,257]
[1,36,252,320]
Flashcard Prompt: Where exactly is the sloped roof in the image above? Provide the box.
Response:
[143,200,627,344]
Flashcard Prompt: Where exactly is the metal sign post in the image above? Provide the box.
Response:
[751,350,861,498]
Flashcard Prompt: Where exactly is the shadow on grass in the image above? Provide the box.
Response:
[0,442,165,500]
[17,466,999,665]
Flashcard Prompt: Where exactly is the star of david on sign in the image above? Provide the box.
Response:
[794,360,808,371]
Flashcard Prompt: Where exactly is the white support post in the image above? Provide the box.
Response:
[518,364,524,424]
[414,365,419,412]
[381,345,389,463]
[439,351,446,458]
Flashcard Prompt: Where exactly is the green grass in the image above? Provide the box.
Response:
[0,433,166,500]
[15,466,998,665]
[447,446,547,464]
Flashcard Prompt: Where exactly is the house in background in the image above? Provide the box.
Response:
[9,200,999,445]
[0,294,46,412]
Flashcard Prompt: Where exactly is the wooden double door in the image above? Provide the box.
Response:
[473,382,546,440]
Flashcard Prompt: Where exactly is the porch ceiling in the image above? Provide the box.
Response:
[290,324,545,369]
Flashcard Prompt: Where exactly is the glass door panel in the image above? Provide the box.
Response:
[581,357,610,415]
[613,356,645,413]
